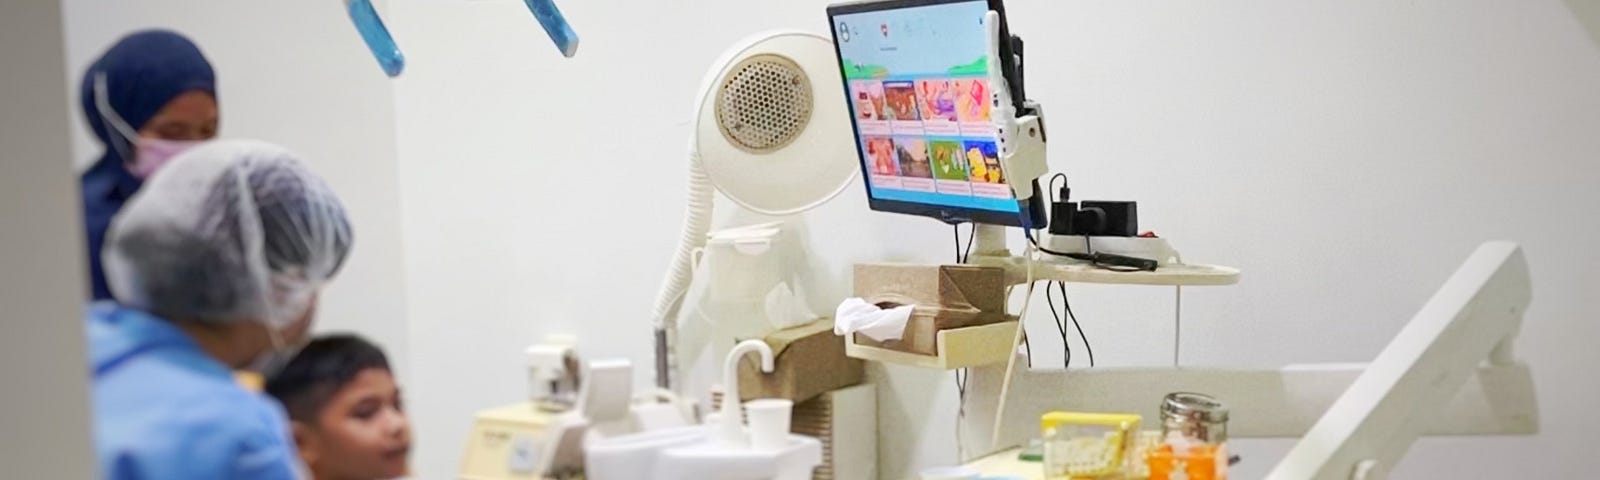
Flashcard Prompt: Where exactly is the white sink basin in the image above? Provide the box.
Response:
[584,426,706,480]
[655,435,823,480]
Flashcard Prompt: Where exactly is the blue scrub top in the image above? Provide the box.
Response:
[81,161,142,301]
[87,302,300,480]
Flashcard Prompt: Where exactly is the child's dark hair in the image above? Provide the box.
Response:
[265,334,391,423]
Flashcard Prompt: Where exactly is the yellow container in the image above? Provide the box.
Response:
[1041,412,1142,479]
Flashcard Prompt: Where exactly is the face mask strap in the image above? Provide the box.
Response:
[266,324,286,352]
[93,72,141,165]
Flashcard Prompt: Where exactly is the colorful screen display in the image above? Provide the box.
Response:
[832,0,1018,214]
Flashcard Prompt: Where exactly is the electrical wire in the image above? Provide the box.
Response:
[953,224,963,264]
[1045,174,1081,368]
[1059,281,1095,367]
[1021,330,1032,367]
[1049,173,1068,204]
[1036,173,1148,272]
[962,223,976,263]
[1025,229,1146,273]
[953,223,979,264]
[1045,280,1071,368]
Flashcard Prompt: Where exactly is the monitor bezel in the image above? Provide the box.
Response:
[826,0,1046,227]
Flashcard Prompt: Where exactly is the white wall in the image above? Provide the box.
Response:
[61,0,412,379]
[0,1,97,477]
[392,0,1600,479]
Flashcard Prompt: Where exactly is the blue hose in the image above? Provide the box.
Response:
[522,0,579,57]
[346,0,405,77]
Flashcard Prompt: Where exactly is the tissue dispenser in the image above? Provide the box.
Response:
[737,319,864,403]
[851,264,1010,356]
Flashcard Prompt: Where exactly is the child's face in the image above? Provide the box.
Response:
[295,368,411,480]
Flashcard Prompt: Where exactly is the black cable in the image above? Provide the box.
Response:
[952,223,978,263]
[961,223,976,263]
[953,224,962,264]
[1021,329,1032,368]
[1082,236,1135,272]
[955,367,967,401]
[1025,229,1146,272]
[954,366,966,459]
[1049,173,1068,203]
[1060,282,1095,367]
[1045,281,1070,368]
[1059,281,1072,368]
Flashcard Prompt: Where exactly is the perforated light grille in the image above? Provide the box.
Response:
[715,54,813,153]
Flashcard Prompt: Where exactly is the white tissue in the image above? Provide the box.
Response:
[833,298,914,341]
[764,282,816,330]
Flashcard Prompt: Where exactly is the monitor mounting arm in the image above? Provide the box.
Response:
[970,9,1047,261]
[988,11,1048,210]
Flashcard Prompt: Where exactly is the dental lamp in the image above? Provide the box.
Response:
[649,31,859,392]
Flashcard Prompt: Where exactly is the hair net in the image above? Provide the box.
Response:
[103,139,353,328]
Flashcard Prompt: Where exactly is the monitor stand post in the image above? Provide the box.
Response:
[969,224,1010,261]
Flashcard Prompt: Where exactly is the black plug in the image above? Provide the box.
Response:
[1048,178,1075,236]
[1074,207,1106,236]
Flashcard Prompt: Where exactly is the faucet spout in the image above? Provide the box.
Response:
[717,339,774,446]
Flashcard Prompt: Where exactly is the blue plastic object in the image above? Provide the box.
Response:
[346,0,405,77]
[523,0,580,57]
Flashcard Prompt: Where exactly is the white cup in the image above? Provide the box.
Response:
[920,466,980,480]
[744,399,793,451]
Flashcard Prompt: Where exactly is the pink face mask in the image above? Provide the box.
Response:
[129,137,204,178]
[94,73,207,179]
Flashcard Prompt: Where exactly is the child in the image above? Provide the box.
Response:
[266,334,412,480]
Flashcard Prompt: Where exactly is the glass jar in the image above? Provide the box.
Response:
[1160,392,1229,445]
[1148,393,1229,480]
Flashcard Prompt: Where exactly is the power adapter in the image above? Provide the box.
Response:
[1047,182,1079,236]
[1046,179,1139,238]
[1047,181,1113,237]
[1042,176,1158,271]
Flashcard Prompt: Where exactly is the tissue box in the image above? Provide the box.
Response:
[852,263,1010,356]
[853,263,1007,312]
[738,319,864,403]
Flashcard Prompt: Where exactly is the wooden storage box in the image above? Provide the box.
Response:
[737,319,864,403]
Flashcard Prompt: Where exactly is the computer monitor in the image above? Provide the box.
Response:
[827,0,1045,227]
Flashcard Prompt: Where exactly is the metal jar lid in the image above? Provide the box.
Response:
[1161,392,1229,424]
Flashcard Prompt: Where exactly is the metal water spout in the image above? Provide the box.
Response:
[717,339,774,447]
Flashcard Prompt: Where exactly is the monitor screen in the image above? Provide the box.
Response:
[829,0,1034,225]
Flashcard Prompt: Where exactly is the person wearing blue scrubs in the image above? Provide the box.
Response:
[80,30,219,301]
[89,140,353,480]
